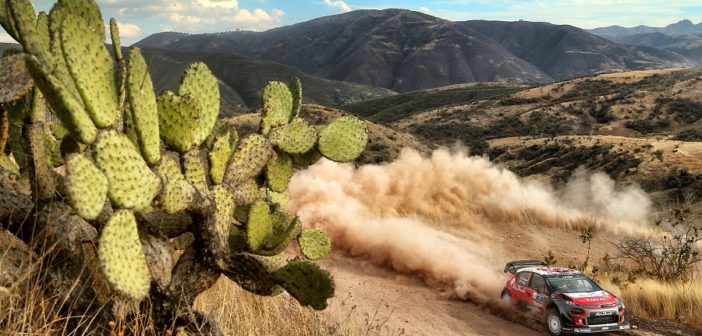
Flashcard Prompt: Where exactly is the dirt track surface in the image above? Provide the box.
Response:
[320,254,701,336]
[320,254,541,336]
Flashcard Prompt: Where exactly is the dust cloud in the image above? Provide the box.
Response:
[288,148,653,303]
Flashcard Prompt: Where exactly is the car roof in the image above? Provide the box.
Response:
[518,266,582,276]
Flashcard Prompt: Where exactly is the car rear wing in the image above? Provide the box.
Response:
[504,260,547,274]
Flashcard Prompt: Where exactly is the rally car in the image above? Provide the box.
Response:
[501,260,630,335]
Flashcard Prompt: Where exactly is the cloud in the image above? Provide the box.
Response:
[324,0,352,12]
[160,24,175,32]
[196,0,238,9]
[99,0,284,32]
[114,21,142,38]
[419,6,432,13]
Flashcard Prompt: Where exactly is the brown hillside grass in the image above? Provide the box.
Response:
[0,239,359,336]
[599,278,702,327]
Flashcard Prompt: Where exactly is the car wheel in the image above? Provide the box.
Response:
[501,291,512,305]
[546,308,563,336]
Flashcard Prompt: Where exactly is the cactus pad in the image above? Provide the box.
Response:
[317,116,368,162]
[205,122,238,150]
[94,130,161,210]
[259,213,300,256]
[260,81,293,136]
[155,155,195,214]
[274,261,334,310]
[157,91,203,153]
[233,205,249,224]
[44,133,63,167]
[291,148,323,167]
[183,149,209,196]
[61,14,118,128]
[213,185,235,242]
[268,190,289,210]
[56,0,105,38]
[265,152,293,193]
[208,130,232,185]
[224,134,274,188]
[24,55,98,144]
[288,78,302,119]
[33,11,52,68]
[109,18,122,62]
[49,121,69,140]
[223,253,282,296]
[98,210,151,300]
[65,154,108,220]
[269,118,317,155]
[231,179,261,206]
[246,200,272,252]
[178,63,219,147]
[228,225,247,253]
[127,48,160,165]
[0,0,19,42]
[298,228,332,261]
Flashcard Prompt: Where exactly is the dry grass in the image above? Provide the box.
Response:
[0,258,102,335]
[0,250,358,335]
[194,276,360,336]
[598,277,702,327]
[620,279,702,327]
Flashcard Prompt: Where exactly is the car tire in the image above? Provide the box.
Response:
[545,308,563,336]
[501,291,512,305]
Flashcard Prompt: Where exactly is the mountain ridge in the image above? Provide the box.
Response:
[137,9,695,92]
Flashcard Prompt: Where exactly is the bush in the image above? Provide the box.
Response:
[612,197,701,282]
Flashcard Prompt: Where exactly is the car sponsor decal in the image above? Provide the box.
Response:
[532,292,546,302]
[564,291,607,298]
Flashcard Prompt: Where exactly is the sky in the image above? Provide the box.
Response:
[1,0,702,45]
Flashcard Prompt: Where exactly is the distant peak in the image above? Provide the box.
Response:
[667,19,694,27]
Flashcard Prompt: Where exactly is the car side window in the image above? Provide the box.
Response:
[530,274,547,293]
[517,271,531,286]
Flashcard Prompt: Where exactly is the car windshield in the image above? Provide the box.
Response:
[546,276,602,293]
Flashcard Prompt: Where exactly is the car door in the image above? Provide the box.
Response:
[512,271,532,310]
[528,274,549,315]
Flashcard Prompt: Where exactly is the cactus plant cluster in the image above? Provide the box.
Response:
[0,0,369,333]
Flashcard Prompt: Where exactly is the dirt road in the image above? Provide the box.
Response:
[320,254,540,336]
[321,254,699,336]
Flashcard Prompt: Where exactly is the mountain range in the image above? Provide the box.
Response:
[136,9,696,92]
[589,20,702,63]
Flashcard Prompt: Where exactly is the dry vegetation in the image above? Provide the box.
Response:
[0,246,361,336]
[596,277,702,327]
[620,279,702,326]
[194,277,355,336]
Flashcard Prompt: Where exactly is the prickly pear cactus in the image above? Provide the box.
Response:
[1,0,369,333]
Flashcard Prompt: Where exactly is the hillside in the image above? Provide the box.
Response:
[138,9,552,91]
[591,19,702,39]
[460,20,695,80]
[337,68,702,199]
[609,33,702,64]
[137,9,694,92]
[590,20,702,63]
[0,43,395,116]
[139,48,395,115]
